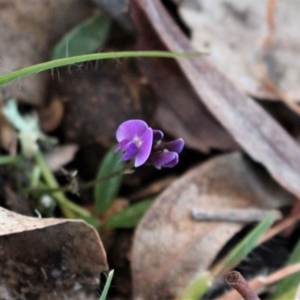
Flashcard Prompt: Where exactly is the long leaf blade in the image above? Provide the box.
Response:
[272,238,300,299]
[105,198,153,228]
[211,212,276,276]
[94,147,124,214]
[99,270,114,300]
[0,51,200,86]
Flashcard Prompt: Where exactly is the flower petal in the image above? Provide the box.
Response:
[116,120,149,142]
[162,153,179,168]
[165,138,184,153]
[115,139,130,152]
[152,129,164,143]
[134,127,153,167]
[122,141,139,161]
[150,151,177,168]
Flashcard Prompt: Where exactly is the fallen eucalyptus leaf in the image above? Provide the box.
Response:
[131,153,291,300]
[130,0,300,199]
[180,0,300,100]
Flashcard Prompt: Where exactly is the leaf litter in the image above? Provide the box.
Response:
[0,0,300,299]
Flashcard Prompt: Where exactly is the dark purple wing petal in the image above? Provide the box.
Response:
[162,153,179,168]
[152,129,164,143]
[165,138,184,153]
[150,151,177,168]
[122,141,139,161]
[116,120,148,142]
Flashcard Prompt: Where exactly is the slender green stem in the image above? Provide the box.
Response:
[0,51,201,86]
[28,162,133,194]
[0,155,22,165]
[34,151,91,218]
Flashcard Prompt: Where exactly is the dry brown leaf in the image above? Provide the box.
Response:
[130,0,300,200]
[0,0,95,106]
[0,207,108,298]
[179,0,300,101]
[131,153,292,300]
[131,8,238,153]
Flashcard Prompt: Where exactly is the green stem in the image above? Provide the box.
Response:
[0,51,200,86]
[0,155,22,165]
[34,151,91,218]
[28,162,133,194]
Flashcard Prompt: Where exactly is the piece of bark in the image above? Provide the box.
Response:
[130,0,300,199]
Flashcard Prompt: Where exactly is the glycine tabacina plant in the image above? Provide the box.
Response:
[115,119,184,168]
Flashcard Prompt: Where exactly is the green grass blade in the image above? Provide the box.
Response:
[179,272,212,300]
[180,213,275,300]
[52,13,111,59]
[211,212,276,276]
[272,238,300,299]
[99,270,114,300]
[94,147,124,214]
[104,198,153,228]
[0,51,200,86]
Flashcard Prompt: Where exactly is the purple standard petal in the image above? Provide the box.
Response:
[150,151,177,168]
[115,139,130,152]
[152,129,164,143]
[134,127,153,167]
[122,141,139,161]
[165,138,184,153]
[162,153,179,168]
[116,120,149,142]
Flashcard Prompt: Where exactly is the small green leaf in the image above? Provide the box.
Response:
[272,238,300,299]
[211,212,276,276]
[52,13,111,60]
[99,270,114,300]
[105,199,153,228]
[94,147,125,214]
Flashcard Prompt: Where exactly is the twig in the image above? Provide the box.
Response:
[259,211,300,244]
[226,271,260,300]
[191,208,282,223]
[219,263,300,300]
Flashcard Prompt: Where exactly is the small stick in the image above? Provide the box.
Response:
[191,208,282,223]
[226,271,260,300]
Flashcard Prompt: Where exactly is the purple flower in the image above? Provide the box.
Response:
[115,119,184,168]
[149,138,184,168]
[115,120,153,167]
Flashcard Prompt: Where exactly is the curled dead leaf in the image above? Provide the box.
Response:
[0,207,108,298]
